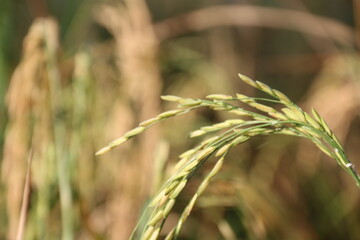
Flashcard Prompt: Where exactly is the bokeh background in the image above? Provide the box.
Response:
[1,0,360,239]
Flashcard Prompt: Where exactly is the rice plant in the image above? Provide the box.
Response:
[96,74,360,240]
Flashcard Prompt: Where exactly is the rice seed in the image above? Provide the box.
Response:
[301,126,322,139]
[95,146,111,156]
[208,157,224,178]
[165,180,181,195]
[197,180,210,196]
[164,229,175,240]
[148,228,160,240]
[124,126,146,138]
[321,120,332,136]
[178,99,202,107]
[255,80,274,96]
[236,93,253,103]
[212,122,231,129]
[304,112,320,129]
[181,159,201,172]
[163,199,175,217]
[150,190,165,207]
[248,102,277,113]
[200,136,219,145]
[231,135,250,145]
[334,148,349,167]
[314,142,333,158]
[206,94,233,100]
[142,226,155,240]
[96,136,127,155]
[273,89,292,103]
[158,109,184,118]
[110,136,127,146]
[158,194,169,207]
[190,130,206,138]
[238,73,257,87]
[161,95,182,102]
[311,108,322,123]
[332,134,342,147]
[182,195,197,217]
[174,219,184,236]
[169,179,187,199]
[201,126,219,132]
[289,106,305,121]
[148,210,164,226]
[179,149,196,159]
[140,117,160,127]
[173,169,192,179]
[195,147,215,160]
[282,108,299,120]
[235,93,248,100]
[268,112,287,120]
[278,129,297,136]
[229,109,250,116]
[216,144,232,157]
[225,119,245,125]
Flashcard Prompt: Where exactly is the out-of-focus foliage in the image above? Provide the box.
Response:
[0,0,360,240]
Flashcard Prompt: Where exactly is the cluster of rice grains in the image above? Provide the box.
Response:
[96,74,360,240]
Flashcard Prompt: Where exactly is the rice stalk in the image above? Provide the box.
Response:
[97,74,360,239]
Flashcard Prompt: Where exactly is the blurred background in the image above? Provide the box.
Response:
[1,0,360,239]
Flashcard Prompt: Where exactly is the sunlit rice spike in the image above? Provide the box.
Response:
[98,73,360,240]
